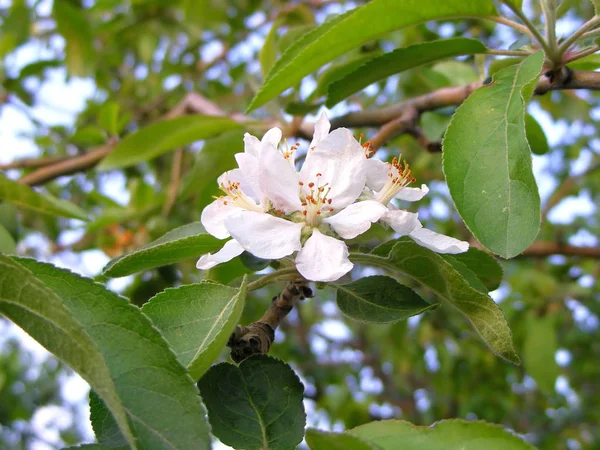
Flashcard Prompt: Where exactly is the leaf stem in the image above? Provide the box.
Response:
[247,267,301,291]
[500,1,554,58]
[557,15,600,55]
[487,49,533,57]
[541,0,559,61]
[562,44,600,64]
[485,15,535,39]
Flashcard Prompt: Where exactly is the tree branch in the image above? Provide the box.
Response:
[228,280,313,363]
[521,242,600,258]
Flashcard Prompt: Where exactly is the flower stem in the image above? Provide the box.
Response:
[247,267,302,291]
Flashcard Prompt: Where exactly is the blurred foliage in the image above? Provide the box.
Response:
[1,0,600,449]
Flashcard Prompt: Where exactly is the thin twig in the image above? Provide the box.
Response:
[563,44,600,65]
[247,267,301,291]
[0,155,69,171]
[161,148,184,216]
[485,15,536,39]
[501,0,553,57]
[487,49,533,57]
[557,15,600,55]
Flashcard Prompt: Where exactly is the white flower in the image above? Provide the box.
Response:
[196,128,281,269]
[200,114,386,282]
[365,155,469,254]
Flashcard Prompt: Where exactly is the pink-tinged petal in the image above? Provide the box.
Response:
[295,229,353,282]
[196,239,244,270]
[395,184,429,202]
[409,226,469,254]
[225,210,303,259]
[309,112,331,149]
[365,158,389,191]
[201,199,239,239]
[323,200,387,239]
[300,128,366,209]
[261,127,282,150]
[243,133,261,157]
[235,153,263,203]
[259,145,302,213]
[382,209,420,236]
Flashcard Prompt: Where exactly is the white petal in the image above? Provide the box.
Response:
[243,133,261,157]
[196,239,245,270]
[259,145,301,213]
[395,184,429,202]
[217,168,259,201]
[381,209,420,236]
[409,226,469,254]
[295,229,353,282]
[323,200,387,239]
[261,127,282,150]
[235,153,263,204]
[309,112,331,149]
[201,198,238,239]
[365,158,389,191]
[225,210,303,259]
[300,128,366,209]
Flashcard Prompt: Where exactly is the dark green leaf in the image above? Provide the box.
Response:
[98,116,243,170]
[89,391,126,448]
[360,238,518,363]
[442,247,503,291]
[336,275,437,323]
[248,0,496,110]
[0,173,88,221]
[525,113,550,155]
[443,51,544,258]
[102,222,221,277]
[198,355,305,450]
[0,256,210,449]
[348,419,536,449]
[327,38,487,106]
[306,429,376,450]
[53,1,95,76]
[523,312,559,395]
[142,279,247,379]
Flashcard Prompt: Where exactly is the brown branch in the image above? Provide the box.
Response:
[0,155,68,171]
[161,148,184,217]
[542,161,600,218]
[521,242,600,258]
[228,280,313,363]
[19,145,114,186]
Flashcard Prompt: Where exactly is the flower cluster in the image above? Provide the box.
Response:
[197,114,468,282]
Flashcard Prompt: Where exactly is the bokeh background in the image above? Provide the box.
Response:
[1,0,599,448]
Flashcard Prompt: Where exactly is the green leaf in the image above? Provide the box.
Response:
[442,247,503,292]
[97,115,242,170]
[306,429,376,450]
[142,279,247,379]
[525,113,550,155]
[248,0,496,111]
[327,38,487,106]
[0,224,16,254]
[0,173,88,221]
[89,391,126,448]
[360,238,518,363]
[0,0,30,58]
[70,126,107,146]
[348,419,536,449]
[335,275,438,323]
[98,102,120,136]
[0,256,210,449]
[566,53,600,70]
[53,1,95,76]
[180,130,245,200]
[198,355,306,450]
[523,312,559,395]
[102,222,222,277]
[443,51,544,258]
[260,20,280,78]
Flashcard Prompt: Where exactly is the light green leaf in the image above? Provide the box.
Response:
[0,224,16,254]
[97,115,242,170]
[306,429,376,450]
[327,38,486,106]
[523,312,559,395]
[442,247,503,292]
[102,222,221,277]
[349,419,536,449]
[525,113,550,155]
[260,20,280,78]
[53,1,95,76]
[336,275,437,323]
[566,53,600,70]
[443,51,544,258]
[142,279,247,379]
[70,126,107,146]
[198,355,306,450]
[357,238,518,364]
[0,256,210,449]
[0,173,88,221]
[98,102,120,136]
[89,391,126,448]
[248,0,496,111]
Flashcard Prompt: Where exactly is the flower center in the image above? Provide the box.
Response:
[375,155,416,206]
[299,173,334,227]
[219,180,263,212]
[280,140,299,167]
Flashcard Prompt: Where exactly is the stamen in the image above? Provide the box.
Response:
[375,154,416,206]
